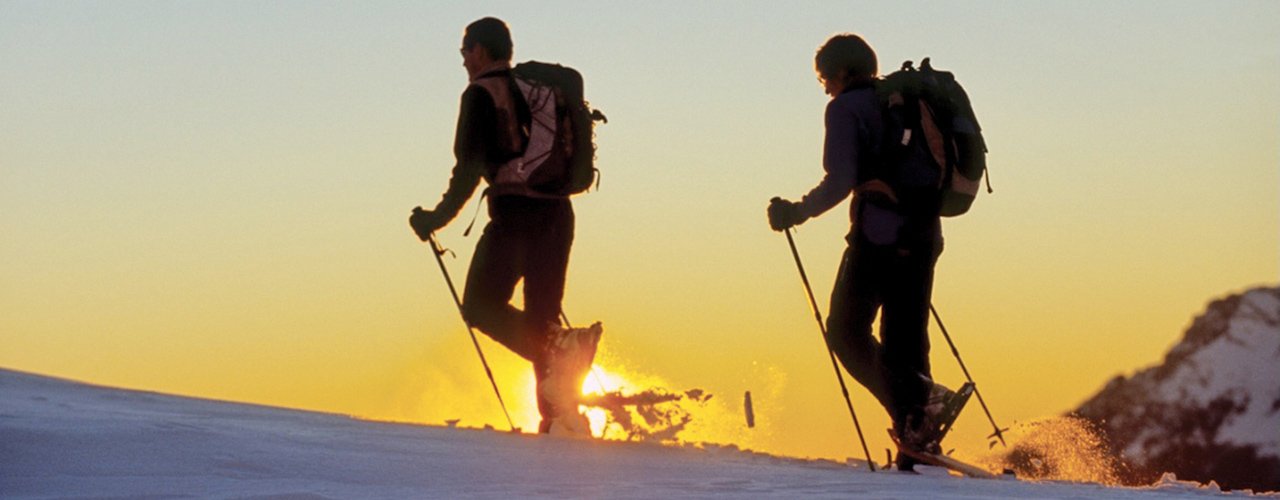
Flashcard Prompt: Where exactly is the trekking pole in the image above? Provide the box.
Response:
[929,304,1006,447]
[426,234,516,432]
[783,228,877,471]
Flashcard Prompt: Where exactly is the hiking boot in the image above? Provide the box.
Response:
[538,322,603,424]
[895,411,943,456]
[889,417,934,473]
[898,378,975,456]
[925,379,975,441]
[924,380,958,422]
[895,449,921,472]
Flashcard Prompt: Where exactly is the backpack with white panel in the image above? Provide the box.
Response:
[495,61,607,197]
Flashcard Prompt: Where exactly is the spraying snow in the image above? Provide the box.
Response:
[976,416,1127,485]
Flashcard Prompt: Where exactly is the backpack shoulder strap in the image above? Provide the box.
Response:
[469,74,526,158]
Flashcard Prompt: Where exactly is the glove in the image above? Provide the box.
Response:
[409,206,446,241]
[767,197,805,231]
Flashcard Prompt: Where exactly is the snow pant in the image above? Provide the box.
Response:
[461,195,574,419]
[824,227,941,425]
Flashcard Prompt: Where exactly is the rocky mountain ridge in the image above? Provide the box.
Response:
[1074,286,1280,491]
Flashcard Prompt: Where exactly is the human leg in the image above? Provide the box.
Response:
[461,218,539,362]
[523,201,599,435]
[825,243,897,415]
[879,244,937,420]
[522,199,574,342]
[881,243,944,457]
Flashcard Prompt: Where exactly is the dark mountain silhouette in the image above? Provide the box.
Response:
[1073,286,1280,492]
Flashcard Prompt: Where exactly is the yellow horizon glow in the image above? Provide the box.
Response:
[2,1,1277,465]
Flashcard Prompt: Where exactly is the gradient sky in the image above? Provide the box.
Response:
[3,1,1277,460]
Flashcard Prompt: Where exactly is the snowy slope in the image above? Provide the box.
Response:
[1,369,1266,498]
[1075,286,1280,492]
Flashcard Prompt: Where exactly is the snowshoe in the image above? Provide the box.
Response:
[894,380,975,463]
[889,428,998,479]
[926,381,975,441]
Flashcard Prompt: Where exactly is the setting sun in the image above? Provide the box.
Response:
[582,366,622,438]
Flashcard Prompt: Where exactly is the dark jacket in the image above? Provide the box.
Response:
[798,86,939,247]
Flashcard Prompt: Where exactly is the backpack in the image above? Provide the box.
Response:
[869,58,988,217]
[493,61,607,197]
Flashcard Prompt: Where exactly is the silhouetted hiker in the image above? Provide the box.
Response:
[767,33,964,469]
[410,17,601,437]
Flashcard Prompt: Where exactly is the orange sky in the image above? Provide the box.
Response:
[2,1,1277,460]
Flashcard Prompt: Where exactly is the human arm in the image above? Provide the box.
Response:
[410,86,496,239]
[767,97,861,231]
[798,97,860,219]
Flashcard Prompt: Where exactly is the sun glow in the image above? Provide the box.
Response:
[510,363,636,438]
[582,365,626,438]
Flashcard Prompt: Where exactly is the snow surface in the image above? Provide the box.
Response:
[0,368,1269,499]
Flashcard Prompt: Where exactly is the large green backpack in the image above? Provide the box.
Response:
[871,58,988,217]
